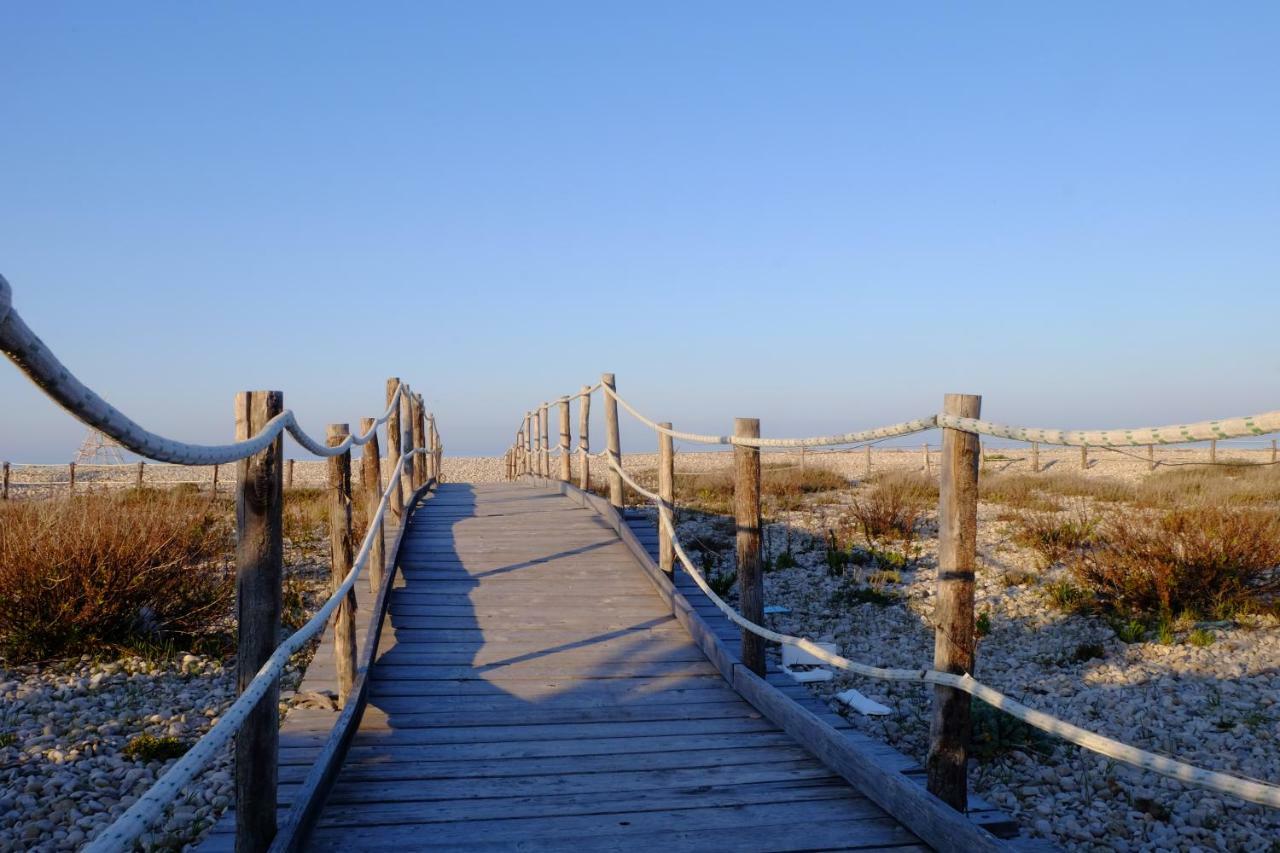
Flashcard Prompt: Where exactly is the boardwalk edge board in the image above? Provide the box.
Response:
[267,478,439,853]
[527,475,1014,853]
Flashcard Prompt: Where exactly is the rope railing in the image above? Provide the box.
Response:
[506,373,1280,813]
[83,447,427,852]
[2,276,446,850]
[600,453,1280,809]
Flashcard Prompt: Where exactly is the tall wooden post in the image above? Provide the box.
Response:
[532,408,542,478]
[1272,439,1277,464]
[1209,439,1217,464]
[326,424,357,706]
[68,462,75,495]
[411,395,427,491]
[1030,442,1040,473]
[2,461,8,500]
[1080,445,1088,470]
[428,413,440,482]
[928,393,981,812]
[524,414,533,477]
[734,418,765,676]
[135,460,145,490]
[212,464,220,496]
[386,378,404,529]
[865,444,872,476]
[922,442,930,473]
[603,373,623,509]
[400,384,416,511]
[558,398,572,482]
[578,385,592,491]
[233,390,284,852]
[359,416,386,593]
[540,402,551,479]
[285,459,294,490]
[658,422,675,575]
[1148,444,1156,471]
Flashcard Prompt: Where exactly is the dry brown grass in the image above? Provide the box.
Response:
[1072,506,1280,617]
[1134,464,1280,509]
[1008,505,1101,569]
[0,491,233,662]
[851,471,934,543]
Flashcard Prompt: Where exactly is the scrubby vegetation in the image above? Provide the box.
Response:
[0,491,233,662]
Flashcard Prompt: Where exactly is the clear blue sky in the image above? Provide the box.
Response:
[2,3,1278,460]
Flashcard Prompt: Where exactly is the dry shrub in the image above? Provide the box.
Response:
[1009,506,1100,568]
[670,463,848,514]
[1072,506,1280,617]
[284,488,329,541]
[980,473,1061,511]
[852,471,933,543]
[1135,464,1280,509]
[0,491,232,662]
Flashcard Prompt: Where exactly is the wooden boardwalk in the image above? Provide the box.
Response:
[298,482,926,851]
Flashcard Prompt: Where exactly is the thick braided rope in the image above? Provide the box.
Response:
[83,448,430,852]
[601,455,1280,808]
[939,413,1280,446]
[1,279,401,464]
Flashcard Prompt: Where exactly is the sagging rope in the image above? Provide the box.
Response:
[83,447,431,853]
[0,276,403,465]
[600,453,1280,809]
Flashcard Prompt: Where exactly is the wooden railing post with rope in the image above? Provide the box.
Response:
[558,397,572,482]
[928,393,981,811]
[360,416,386,592]
[540,401,550,478]
[579,385,591,491]
[326,424,358,706]
[234,389,285,853]
[385,378,403,527]
[734,417,766,677]
[658,421,675,575]
[2,460,10,499]
[603,373,623,509]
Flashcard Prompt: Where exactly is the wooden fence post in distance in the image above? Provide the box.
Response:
[1030,442,1039,473]
[1209,439,1217,464]
[603,374,623,509]
[928,392,981,812]
[532,408,542,478]
[327,424,357,705]
[400,386,417,510]
[1080,445,1088,470]
[734,418,765,676]
[578,385,592,491]
[411,395,427,491]
[68,462,75,496]
[2,461,8,500]
[212,464,220,496]
[233,390,284,851]
[386,378,404,529]
[558,398,572,482]
[359,416,385,593]
[540,402,551,479]
[658,421,675,575]
[524,414,533,477]
[1148,444,1155,471]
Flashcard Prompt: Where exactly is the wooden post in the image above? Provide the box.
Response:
[233,390,284,851]
[1209,439,1217,464]
[540,402,551,479]
[428,413,440,482]
[928,393,981,812]
[1030,442,1039,473]
[326,424,357,706]
[1148,444,1156,471]
[558,398,572,482]
[922,442,930,473]
[734,418,765,676]
[579,385,591,491]
[411,395,427,491]
[2,462,8,500]
[532,408,542,478]
[524,414,533,477]
[865,444,872,475]
[400,385,417,510]
[603,373,623,509]
[386,378,404,528]
[68,462,75,495]
[285,459,294,490]
[135,460,145,489]
[359,416,386,593]
[1080,445,1088,470]
[1272,439,1277,464]
[212,464,220,496]
[658,422,675,575]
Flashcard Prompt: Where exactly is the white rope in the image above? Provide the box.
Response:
[0,277,402,465]
[83,447,431,852]
[938,412,1280,447]
[600,454,1280,809]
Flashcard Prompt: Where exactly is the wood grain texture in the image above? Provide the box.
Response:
[603,373,623,508]
[233,390,284,852]
[929,393,981,811]
[326,423,357,706]
[734,417,765,676]
[578,384,591,490]
[358,417,385,593]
